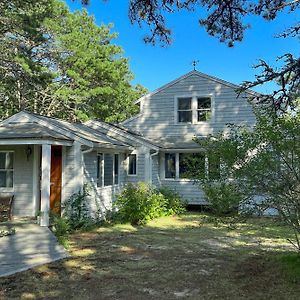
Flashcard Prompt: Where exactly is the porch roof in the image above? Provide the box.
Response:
[0,122,73,142]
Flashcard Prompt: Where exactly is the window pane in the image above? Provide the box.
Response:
[0,171,6,187]
[0,153,6,169]
[6,171,13,187]
[198,97,211,109]
[198,110,211,122]
[128,154,137,175]
[97,154,102,187]
[208,155,220,180]
[179,153,205,179]
[165,153,176,179]
[114,154,119,185]
[178,98,192,109]
[104,154,113,186]
[178,111,192,123]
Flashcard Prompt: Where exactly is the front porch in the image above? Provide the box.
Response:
[0,139,73,227]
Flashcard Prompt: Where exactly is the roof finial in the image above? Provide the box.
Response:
[191,60,199,71]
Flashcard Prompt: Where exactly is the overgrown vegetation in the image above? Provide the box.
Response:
[52,185,94,246]
[194,104,300,252]
[1,213,299,299]
[114,182,186,225]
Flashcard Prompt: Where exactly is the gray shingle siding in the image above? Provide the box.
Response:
[124,72,256,205]
[0,145,34,216]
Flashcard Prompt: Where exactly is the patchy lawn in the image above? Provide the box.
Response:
[1,213,300,299]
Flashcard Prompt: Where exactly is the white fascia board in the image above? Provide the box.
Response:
[0,139,73,146]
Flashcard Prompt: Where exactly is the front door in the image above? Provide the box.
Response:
[50,146,62,214]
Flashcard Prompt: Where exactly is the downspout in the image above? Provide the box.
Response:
[150,150,159,185]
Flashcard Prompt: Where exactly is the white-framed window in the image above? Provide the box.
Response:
[176,95,212,124]
[96,153,119,187]
[177,97,192,123]
[128,154,137,176]
[0,151,14,188]
[163,152,220,180]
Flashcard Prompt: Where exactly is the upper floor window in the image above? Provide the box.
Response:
[0,151,14,188]
[178,97,192,123]
[176,96,212,124]
[197,97,211,122]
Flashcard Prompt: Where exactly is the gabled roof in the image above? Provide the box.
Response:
[0,111,131,149]
[0,122,72,142]
[134,70,261,104]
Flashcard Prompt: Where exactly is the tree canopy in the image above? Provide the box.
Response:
[0,0,145,122]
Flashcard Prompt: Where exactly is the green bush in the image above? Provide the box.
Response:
[202,180,242,216]
[114,182,165,225]
[114,183,187,225]
[51,214,70,247]
[158,187,186,215]
[62,184,94,230]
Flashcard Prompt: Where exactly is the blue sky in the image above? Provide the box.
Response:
[65,0,299,94]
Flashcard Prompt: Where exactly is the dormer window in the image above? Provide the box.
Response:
[176,96,212,124]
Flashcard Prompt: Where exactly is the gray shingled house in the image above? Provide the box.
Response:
[0,70,258,226]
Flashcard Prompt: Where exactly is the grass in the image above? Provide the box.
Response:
[0,212,300,299]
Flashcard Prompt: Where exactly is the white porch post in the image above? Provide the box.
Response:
[40,144,51,226]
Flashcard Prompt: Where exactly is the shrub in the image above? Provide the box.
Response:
[62,184,94,230]
[51,214,70,247]
[202,179,242,216]
[114,182,166,225]
[158,187,186,215]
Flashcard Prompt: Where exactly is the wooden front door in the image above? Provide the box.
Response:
[50,146,62,214]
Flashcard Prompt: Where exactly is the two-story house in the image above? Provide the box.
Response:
[0,70,258,225]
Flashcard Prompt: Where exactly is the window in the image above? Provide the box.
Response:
[96,153,103,187]
[165,153,176,178]
[128,154,137,175]
[0,152,14,188]
[179,153,205,179]
[177,97,192,123]
[114,154,119,185]
[176,96,212,123]
[164,152,219,180]
[96,153,119,187]
[197,97,211,122]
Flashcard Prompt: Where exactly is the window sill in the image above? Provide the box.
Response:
[0,188,14,193]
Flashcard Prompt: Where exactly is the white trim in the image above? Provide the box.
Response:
[32,145,40,215]
[174,94,214,125]
[0,139,73,146]
[40,144,51,226]
[127,153,137,176]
